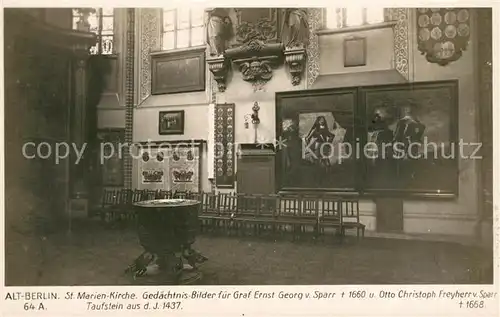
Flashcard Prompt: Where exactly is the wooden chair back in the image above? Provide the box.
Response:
[219,193,237,215]
[258,194,278,217]
[201,192,218,214]
[131,189,144,203]
[174,190,188,199]
[118,189,133,205]
[101,189,119,207]
[340,200,360,224]
[156,190,173,199]
[142,190,157,201]
[300,195,319,217]
[320,197,342,224]
[236,194,259,216]
[279,195,301,216]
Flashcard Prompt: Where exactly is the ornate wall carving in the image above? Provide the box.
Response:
[124,8,135,189]
[391,8,410,80]
[306,8,321,88]
[138,9,160,104]
[208,8,309,91]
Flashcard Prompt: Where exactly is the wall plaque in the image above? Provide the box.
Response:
[416,8,470,66]
[215,103,235,188]
[344,37,366,67]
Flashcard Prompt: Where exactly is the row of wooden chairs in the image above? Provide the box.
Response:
[98,189,365,240]
[99,189,195,223]
[189,192,365,241]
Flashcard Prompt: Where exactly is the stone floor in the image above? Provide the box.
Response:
[35,221,493,285]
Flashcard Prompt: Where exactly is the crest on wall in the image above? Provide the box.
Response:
[416,8,470,66]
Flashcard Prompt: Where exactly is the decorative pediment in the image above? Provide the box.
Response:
[207,8,309,91]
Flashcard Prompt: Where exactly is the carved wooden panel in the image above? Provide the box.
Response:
[138,8,161,103]
[306,8,321,88]
[234,8,281,43]
[390,8,410,80]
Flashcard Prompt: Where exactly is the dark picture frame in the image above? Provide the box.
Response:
[275,80,459,198]
[360,80,459,197]
[159,110,185,135]
[151,47,205,95]
[276,87,361,193]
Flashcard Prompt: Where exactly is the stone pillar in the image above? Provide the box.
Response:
[68,49,91,220]
[70,51,91,200]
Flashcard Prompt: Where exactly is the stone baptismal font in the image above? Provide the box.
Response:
[126,199,207,285]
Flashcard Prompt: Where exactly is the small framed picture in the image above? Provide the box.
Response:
[159,110,184,135]
[344,37,367,67]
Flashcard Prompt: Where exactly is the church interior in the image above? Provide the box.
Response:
[4,7,493,285]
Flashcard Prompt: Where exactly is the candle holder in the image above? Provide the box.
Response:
[251,102,260,125]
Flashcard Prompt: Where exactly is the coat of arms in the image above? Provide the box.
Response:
[417,8,470,66]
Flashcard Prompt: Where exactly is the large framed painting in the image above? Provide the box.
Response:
[276,80,459,198]
[151,48,205,95]
[137,140,203,192]
[276,88,361,192]
[97,129,124,187]
[361,80,458,197]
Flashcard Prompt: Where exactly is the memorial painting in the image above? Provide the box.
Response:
[362,81,458,196]
[276,81,458,197]
[276,89,359,191]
